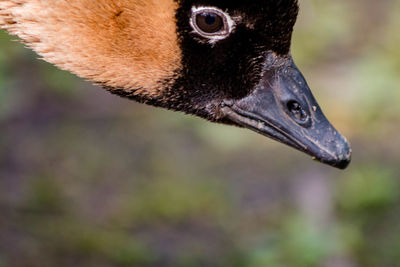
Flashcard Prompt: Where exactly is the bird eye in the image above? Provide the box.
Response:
[190,7,233,40]
[195,12,224,33]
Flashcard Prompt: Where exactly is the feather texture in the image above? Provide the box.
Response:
[0,0,182,95]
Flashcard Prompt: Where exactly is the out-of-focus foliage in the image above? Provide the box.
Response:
[1,0,400,266]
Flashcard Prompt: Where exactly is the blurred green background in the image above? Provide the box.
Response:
[1,0,400,266]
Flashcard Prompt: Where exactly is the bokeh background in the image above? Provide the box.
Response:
[1,0,400,266]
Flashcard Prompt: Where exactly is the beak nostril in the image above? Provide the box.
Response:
[287,100,309,124]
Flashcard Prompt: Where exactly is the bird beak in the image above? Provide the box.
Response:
[221,55,351,169]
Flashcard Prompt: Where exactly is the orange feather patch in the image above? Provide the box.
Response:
[0,0,182,96]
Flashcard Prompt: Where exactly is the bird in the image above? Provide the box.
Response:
[0,0,351,169]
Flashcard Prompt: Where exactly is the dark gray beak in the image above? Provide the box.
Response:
[221,55,352,169]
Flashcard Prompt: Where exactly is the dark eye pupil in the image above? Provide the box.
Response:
[205,14,216,25]
[195,12,224,34]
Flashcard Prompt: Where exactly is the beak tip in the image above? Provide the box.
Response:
[332,156,351,169]
[314,153,351,169]
[324,139,352,170]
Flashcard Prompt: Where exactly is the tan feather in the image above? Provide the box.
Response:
[0,0,182,96]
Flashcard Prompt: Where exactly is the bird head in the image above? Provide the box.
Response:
[0,0,351,168]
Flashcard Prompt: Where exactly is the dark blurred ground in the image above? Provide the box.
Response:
[1,0,400,266]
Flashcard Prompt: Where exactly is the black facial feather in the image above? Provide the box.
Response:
[160,0,299,120]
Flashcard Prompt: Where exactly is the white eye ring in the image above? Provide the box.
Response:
[190,6,235,43]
